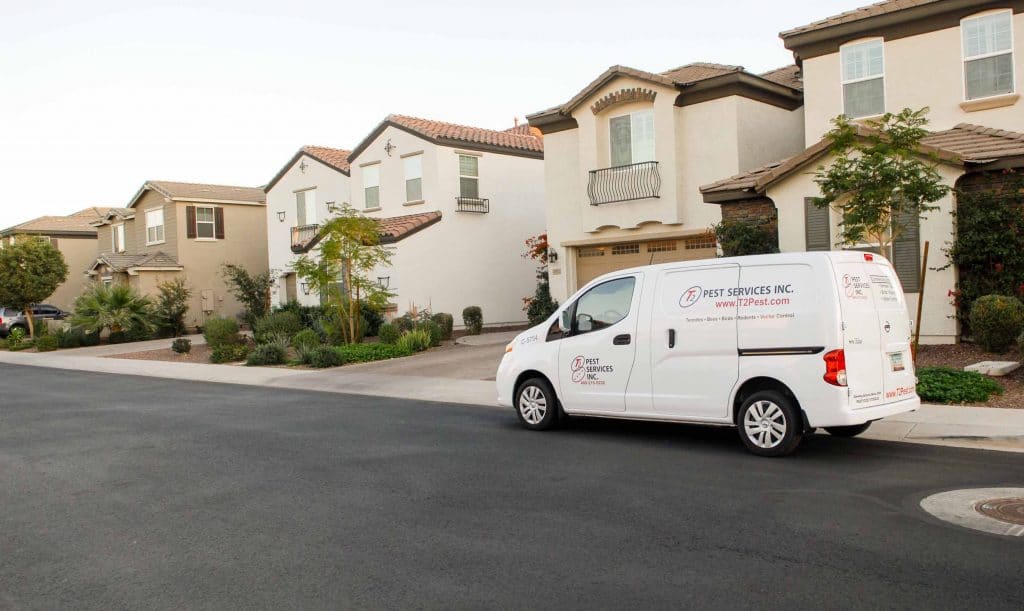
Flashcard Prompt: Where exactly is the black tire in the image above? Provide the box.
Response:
[737,390,803,457]
[825,422,871,438]
[514,377,560,431]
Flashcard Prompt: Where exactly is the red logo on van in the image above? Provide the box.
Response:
[679,286,703,308]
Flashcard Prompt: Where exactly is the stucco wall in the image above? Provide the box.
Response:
[802,11,1024,143]
[132,190,179,259]
[42,235,96,310]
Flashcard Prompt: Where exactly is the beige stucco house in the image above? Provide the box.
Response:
[526,62,806,303]
[0,207,116,310]
[88,181,268,328]
[701,0,1024,344]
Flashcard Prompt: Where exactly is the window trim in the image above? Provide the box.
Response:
[608,108,656,167]
[960,9,1016,102]
[112,223,125,253]
[363,164,381,210]
[404,153,423,203]
[145,207,165,246]
[194,205,218,241]
[458,154,480,199]
[839,37,886,119]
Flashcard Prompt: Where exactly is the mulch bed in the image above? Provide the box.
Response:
[916,343,1024,409]
[107,344,219,364]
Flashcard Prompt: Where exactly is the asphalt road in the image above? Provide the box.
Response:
[1,364,1022,610]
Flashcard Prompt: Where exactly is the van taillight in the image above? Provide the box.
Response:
[863,253,874,261]
[823,349,847,386]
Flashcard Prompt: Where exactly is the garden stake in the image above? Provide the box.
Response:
[913,240,929,361]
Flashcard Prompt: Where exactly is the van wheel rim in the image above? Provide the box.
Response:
[519,386,547,424]
[744,400,786,449]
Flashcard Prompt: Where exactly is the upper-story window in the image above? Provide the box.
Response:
[841,39,885,118]
[962,11,1015,100]
[296,189,316,226]
[609,109,654,167]
[364,165,380,209]
[404,155,423,202]
[112,224,125,253]
[145,208,165,244]
[459,155,479,199]
[195,206,216,239]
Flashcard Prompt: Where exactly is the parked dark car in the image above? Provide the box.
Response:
[0,304,69,337]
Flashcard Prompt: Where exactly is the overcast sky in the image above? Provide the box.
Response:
[0,0,858,227]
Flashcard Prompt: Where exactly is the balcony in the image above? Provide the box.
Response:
[290,223,321,253]
[587,161,661,206]
[455,197,490,213]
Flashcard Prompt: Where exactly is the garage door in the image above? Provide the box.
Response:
[575,235,717,288]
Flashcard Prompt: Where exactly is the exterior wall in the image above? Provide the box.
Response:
[132,190,178,259]
[766,158,963,344]
[50,235,99,310]
[96,219,135,255]
[719,197,779,238]
[736,97,806,172]
[802,12,1024,143]
[266,154,351,307]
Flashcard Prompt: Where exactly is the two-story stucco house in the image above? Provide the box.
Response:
[701,0,1024,344]
[88,180,268,328]
[526,62,806,303]
[264,145,352,305]
[280,114,545,327]
[0,207,115,310]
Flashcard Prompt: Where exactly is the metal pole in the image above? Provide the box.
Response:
[913,240,930,359]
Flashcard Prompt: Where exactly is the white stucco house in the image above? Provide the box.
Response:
[701,0,1024,344]
[526,62,806,304]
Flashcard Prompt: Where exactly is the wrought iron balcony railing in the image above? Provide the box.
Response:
[290,223,321,253]
[587,161,661,206]
[456,197,490,213]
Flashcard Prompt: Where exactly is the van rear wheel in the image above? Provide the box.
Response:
[825,423,871,438]
[515,377,560,431]
[737,391,803,457]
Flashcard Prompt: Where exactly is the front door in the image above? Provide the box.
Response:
[557,275,642,413]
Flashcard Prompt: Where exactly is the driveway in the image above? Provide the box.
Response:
[2,364,1023,609]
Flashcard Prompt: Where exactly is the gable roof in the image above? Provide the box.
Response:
[348,114,544,162]
[263,145,352,193]
[527,62,803,133]
[377,210,443,244]
[127,180,265,209]
[70,206,118,219]
[758,65,804,90]
[0,214,101,238]
[89,251,182,274]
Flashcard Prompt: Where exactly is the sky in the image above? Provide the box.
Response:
[0,0,859,228]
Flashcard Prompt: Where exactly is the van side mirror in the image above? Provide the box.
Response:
[577,313,593,332]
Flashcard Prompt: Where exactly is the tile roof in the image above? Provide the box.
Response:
[94,251,181,273]
[387,114,544,155]
[0,214,101,237]
[70,206,118,219]
[660,62,744,84]
[141,181,266,205]
[759,65,803,90]
[377,211,443,244]
[302,145,352,174]
[780,0,939,38]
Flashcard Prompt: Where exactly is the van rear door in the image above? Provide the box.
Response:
[866,261,917,403]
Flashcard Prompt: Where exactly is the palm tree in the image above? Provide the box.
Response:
[71,284,156,335]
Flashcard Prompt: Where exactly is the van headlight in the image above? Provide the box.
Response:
[505,341,514,354]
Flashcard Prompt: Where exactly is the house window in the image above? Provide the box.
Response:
[364,165,380,209]
[146,208,165,244]
[962,11,1015,100]
[611,243,640,255]
[841,39,885,118]
[685,234,717,250]
[196,206,216,239]
[578,247,605,258]
[647,240,677,253]
[404,155,423,202]
[296,189,316,226]
[459,155,479,199]
[609,109,655,167]
[112,224,125,253]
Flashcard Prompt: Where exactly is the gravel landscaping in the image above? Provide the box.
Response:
[916,343,1024,409]
[106,344,218,364]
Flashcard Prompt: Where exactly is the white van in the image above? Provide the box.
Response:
[496,252,920,456]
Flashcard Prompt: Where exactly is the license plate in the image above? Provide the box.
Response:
[889,352,905,372]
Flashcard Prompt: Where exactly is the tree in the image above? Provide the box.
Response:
[712,219,778,257]
[154,278,192,337]
[71,284,155,336]
[221,264,274,328]
[813,108,950,254]
[0,237,68,337]
[291,203,392,343]
[522,233,559,325]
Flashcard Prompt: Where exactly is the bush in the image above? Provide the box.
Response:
[70,283,156,338]
[55,327,84,349]
[968,294,1024,352]
[378,322,400,345]
[917,366,1003,404]
[221,263,274,328]
[525,281,559,326]
[394,315,416,334]
[420,319,443,347]
[253,311,303,344]
[462,306,483,335]
[34,335,58,352]
[275,301,326,329]
[334,342,412,363]
[80,330,100,347]
[108,331,127,344]
[431,313,454,340]
[171,338,192,354]
[396,328,432,353]
[306,345,344,368]
[6,328,29,351]
[154,278,191,337]
[124,325,155,342]
[203,317,242,349]
[712,219,779,257]
[246,343,287,366]
[210,342,249,364]
[360,302,385,338]
[291,328,321,351]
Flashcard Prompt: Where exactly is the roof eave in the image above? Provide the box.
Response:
[264,148,351,194]
[676,71,804,110]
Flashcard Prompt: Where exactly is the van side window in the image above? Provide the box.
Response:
[572,277,635,335]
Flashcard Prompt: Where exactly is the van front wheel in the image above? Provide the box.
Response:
[738,391,803,457]
[825,423,871,437]
[515,377,560,431]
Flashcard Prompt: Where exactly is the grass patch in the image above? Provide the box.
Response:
[916,366,1004,404]
[334,343,412,364]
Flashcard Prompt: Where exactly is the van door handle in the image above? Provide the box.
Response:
[613,334,631,345]
[668,329,676,348]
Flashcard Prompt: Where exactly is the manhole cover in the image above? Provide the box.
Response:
[976,498,1024,526]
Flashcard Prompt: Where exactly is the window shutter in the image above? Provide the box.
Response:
[891,209,920,292]
[214,207,225,240]
[186,206,197,239]
[804,198,831,251]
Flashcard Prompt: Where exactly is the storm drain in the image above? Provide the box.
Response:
[920,488,1024,537]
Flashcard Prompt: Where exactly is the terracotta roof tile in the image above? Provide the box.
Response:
[660,62,744,84]
[388,115,543,154]
[302,145,352,174]
[145,181,266,204]
[377,211,442,244]
[780,0,939,38]
[759,65,803,90]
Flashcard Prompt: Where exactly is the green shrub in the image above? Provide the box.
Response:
[394,315,416,334]
[712,219,779,257]
[124,325,155,342]
[108,331,126,344]
[275,301,326,329]
[917,366,1003,404]
[6,328,29,351]
[306,345,343,368]
[246,343,287,366]
[203,317,241,349]
[526,281,559,326]
[80,330,100,347]
[396,328,431,353]
[253,311,303,344]
[154,278,191,337]
[378,322,400,345]
[969,294,1024,352]
[462,306,483,335]
[334,342,412,363]
[291,328,321,351]
[55,327,84,349]
[431,313,454,340]
[34,335,58,352]
[420,319,443,347]
[360,303,385,338]
[210,342,249,364]
[171,338,192,354]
